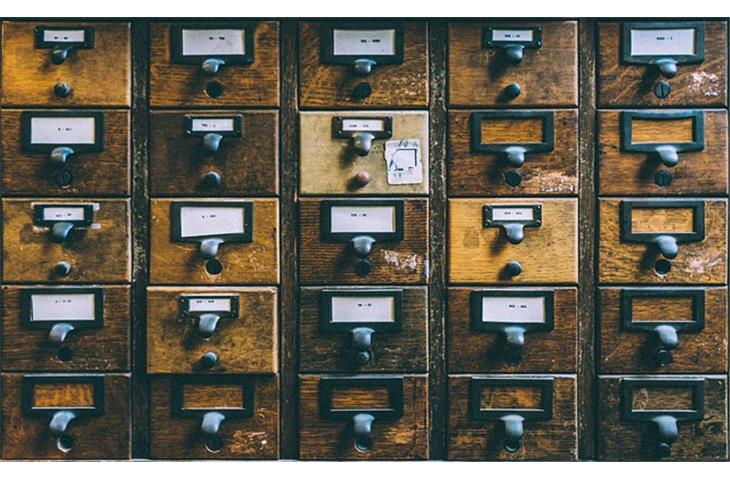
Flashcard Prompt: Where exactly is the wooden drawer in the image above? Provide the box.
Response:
[299,198,428,285]
[448,21,577,107]
[449,198,578,284]
[1,109,130,196]
[448,109,578,196]
[448,375,577,460]
[299,21,428,108]
[598,110,728,195]
[300,111,429,195]
[1,373,130,459]
[1,285,130,371]
[149,198,279,285]
[599,287,728,374]
[150,22,280,107]
[598,21,728,107]
[299,286,428,373]
[597,375,727,460]
[598,198,727,284]
[1,199,131,283]
[150,110,278,196]
[298,374,428,459]
[448,288,577,373]
[146,287,277,374]
[1,21,131,107]
[149,375,279,459]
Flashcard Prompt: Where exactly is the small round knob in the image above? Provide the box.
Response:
[201,171,222,189]
[505,261,522,278]
[353,171,371,188]
[200,351,219,369]
[504,82,521,99]
[55,169,74,188]
[54,261,72,277]
[505,171,522,187]
[53,82,72,99]
[655,171,673,187]
[657,442,672,458]
[351,82,372,99]
[654,81,671,99]
[655,348,674,367]
[355,350,372,365]
[354,258,373,276]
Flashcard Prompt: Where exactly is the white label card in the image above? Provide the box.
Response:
[330,206,396,233]
[42,29,85,43]
[191,118,235,132]
[630,29,696,56]
[186,297,232,313]
[331,296,395,323]
[31,293,96,321]
[385,139,423,185]
[42,207,87,221]
[333,29,396,56]
[482,296,546,323]
[30,117,96,145]
[490,207,535,222]
[491,29,534,42]
[341,119,385,132]
[181,29,246,56]
[179,207,245,238]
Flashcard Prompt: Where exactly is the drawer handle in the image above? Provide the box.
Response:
[353,58,376,76]
[50,146,75,166]
[50,221,75,244]
[501,414,525,453]
[483,204,542,245]
[654,235,679,259]
[504,146,527,168]
[201,411,226,451]
[654,58,679,79]
[654,145,679,168]
[351,327,375,366]
[200,238,223,260]
[353,413,375,452]
[201,58,225,75]
[49,410,76,438]
[352,132,375,156]
[352,235,375,276]
[653,415,679,457]
[48,322,75,347]
[653,325,679,367]
[202,133,223,155]
[482,26,542,66]
[51,45,74,65]
[197,313,221,338]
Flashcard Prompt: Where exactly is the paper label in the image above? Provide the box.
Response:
[490,207,535,222]
[42,206,87,222]
[191,118,235,132]
[42,29,85,43]
[179,206,245,238]
[329,205,396,233]
[491,29,534,42]
[630,28,695,56]
[30,293,96,321]
[385,139,423,185]
[186,297,232,313]
[340,119,385,132]
[482,296,546,323]
[332,29,396,56]
[30,117,96,145]
[331,296,395,323]
[181,29,246,56]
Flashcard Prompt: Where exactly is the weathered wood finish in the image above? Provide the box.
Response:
[149,110,279,196]
[1,198,131,283]
[598,22,728,107]
[149,22,280,107]
[299,286,428,373]
[448,375,577,460]
[597,375,728,460]
[448,21,578,107]
[598,110,728,195]
[448,109,578,195]
[447,288,578,373]
[149,375,279,459]
[299,111,430,195]
[146,287,278,374]
[298,374,429,459]
[299,22,429,108]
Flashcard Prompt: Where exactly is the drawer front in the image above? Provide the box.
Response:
[149,375,279,459]
[598,22,728,107]
[150,22,280,107]
[448,288,577,373]
[598,198,727,284]
[299,21,429,108]
[448,110,578,195]
[149,198,279,285]
[1,374,131,459]
[150,111,278,196]
[146,287,278,374]
[597,375,727,460]
[299,286,428,373]
[1,22,131,106]
[2,198,131,283]
[300,111,429,195]
[598,110,728,195]
[448,375,577,460]
[298,374,428,459]
[449,21,577,107]
[449,198,578,284]
[299,198,428,285]
[1,109,131,196]
[599,287,728,373]
[1,285,130,371]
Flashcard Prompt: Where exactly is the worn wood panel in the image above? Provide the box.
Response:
[449,198,578,284]
[299,111,430,195]
[448,287,577,373]
[598,110,728,195]
[597,375,728,460]
[298,374,429,460]
[149,22,280,107]
[299,198,428,285]
[448,21,578,107]
[150,110,278,196]
[1,285,131,371]
[598,22,728,107]
[299,286,428,373]
[146,286,277,374]
[1,374,131,459]
[598,287,728,373]
[149,375,279,459]
[299,22,429,108]
[448,109,578,195]
[149,198,279,285]
[1,21,131,106]
[1,198,131,283]
[448,375,577,460]
[598,198,727,284]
